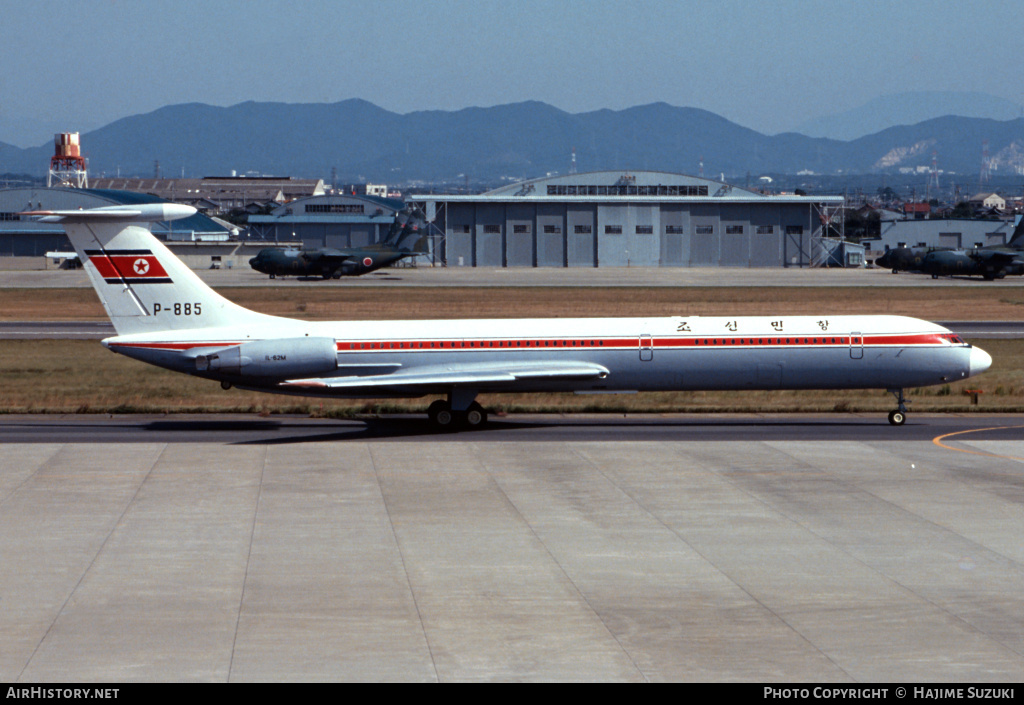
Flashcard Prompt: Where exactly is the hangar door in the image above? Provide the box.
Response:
[567,206,597,267]
[506,204,535,267]
[476,204,505,266]
[350,227,372,248]
[536,204,565,266]
[661,206,689,266]
[719,204,751,266]
[689,205,719,266]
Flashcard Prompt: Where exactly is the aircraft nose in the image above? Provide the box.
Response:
[969,346,992,377]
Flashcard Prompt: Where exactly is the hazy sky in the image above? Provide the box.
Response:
[2,0,1022,147]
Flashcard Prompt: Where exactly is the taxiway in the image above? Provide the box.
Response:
[1,414,1023,681]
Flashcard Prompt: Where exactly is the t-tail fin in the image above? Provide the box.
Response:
[393,207,428,252]
[1010,215,1024,248]
[381,207,412,247]
[24,204,279,336]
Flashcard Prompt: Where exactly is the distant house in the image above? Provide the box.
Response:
[872,208,905,222]
[969,192,1007,211]
[903,202,931,220]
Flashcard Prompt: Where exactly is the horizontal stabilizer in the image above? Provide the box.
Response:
[21,204,196,223]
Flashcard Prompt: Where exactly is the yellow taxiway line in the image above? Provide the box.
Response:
[932,425,1024,462]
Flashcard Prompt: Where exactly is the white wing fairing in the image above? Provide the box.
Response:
[32,205,993,429]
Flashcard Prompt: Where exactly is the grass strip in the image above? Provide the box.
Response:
[1,339,1020,416]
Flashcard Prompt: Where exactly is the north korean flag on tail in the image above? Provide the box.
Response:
[85,249,173,284]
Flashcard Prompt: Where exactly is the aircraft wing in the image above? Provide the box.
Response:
[973,250,1024,270]
[314,248,356,262]
[987,251,1024,265]
[280,360,610,390]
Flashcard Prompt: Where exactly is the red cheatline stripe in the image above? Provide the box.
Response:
[334,332,950,351]
[108,332,954,353]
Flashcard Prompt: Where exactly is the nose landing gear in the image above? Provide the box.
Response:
[887,388,909,426]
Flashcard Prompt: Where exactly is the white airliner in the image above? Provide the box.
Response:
[28,203,992,429]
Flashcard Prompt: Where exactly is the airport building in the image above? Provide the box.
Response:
[0,187,242,269]
[245,193,408,249]
[88,176,326,214]
[862,217,1019,265]
[865,218,1017,251]
[412,171,844,268]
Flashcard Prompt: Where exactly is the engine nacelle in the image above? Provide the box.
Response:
[196,337,337,378]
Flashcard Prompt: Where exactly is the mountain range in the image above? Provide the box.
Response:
[790,91,1023,141]
[1,98,1022,184]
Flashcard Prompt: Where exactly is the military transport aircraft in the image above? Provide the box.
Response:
[248,206,427,279]
[25,204,992,429]
[877,246,1024,280]
[876,220,1024,280]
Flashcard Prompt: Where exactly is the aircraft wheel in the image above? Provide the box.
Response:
[891,268,898,274]
[269,274,276,279]
[463,402,488,429]
[888,410,906,426]
[427,400,457,431]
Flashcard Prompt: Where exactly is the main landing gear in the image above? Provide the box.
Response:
[427,392,488,432]
[887,388,909,426]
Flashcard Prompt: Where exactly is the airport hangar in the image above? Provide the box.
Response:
[0,187,239,269]
[410,170,845,268]
[1,175,845,270]
[0,188,415,269]
[862,218,1020,264]
[245,193,407,250]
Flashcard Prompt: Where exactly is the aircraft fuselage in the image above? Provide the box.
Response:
[103,314,983,397]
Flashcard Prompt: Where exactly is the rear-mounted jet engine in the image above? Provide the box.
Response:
[196,337,337,378]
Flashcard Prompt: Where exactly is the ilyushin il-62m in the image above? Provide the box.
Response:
[26,204,992,429]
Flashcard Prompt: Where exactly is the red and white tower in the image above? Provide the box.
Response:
[47,132,88,188]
